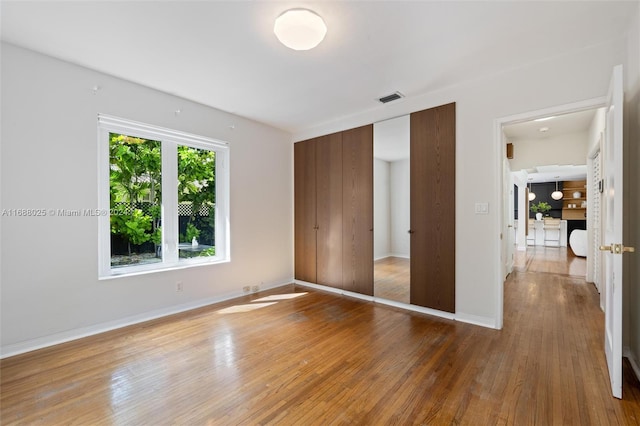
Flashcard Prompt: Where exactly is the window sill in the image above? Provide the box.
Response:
[99,257,230,280]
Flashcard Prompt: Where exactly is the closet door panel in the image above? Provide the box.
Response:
[294,139,317,282]
[316,133,344,288]
[342,125,374,295]
[410,103,456,312]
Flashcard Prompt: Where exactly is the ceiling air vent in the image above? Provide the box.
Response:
[378,91,404,104]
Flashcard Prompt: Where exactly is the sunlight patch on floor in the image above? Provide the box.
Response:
[253,292,308,302]
[217,302,277,314]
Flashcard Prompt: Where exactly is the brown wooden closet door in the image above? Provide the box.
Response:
[342,125,374,295]
[316,133,344,288]
[294,139,317,282]
[410,103,456,312]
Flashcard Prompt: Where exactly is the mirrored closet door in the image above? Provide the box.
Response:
[373,115,411,304]
[372,103,456,313]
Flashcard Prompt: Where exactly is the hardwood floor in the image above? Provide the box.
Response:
[513,245,587,277]
[374,256,410,304]
[2,249,640,424]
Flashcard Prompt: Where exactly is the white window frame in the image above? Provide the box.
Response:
[97,114,230,278]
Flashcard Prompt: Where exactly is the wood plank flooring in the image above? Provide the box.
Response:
[513,245,587,277]
[2,249,640,424]
[374,256,410,304]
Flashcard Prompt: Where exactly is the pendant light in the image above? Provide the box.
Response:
[551,178,563,200]
[528,182,536,201]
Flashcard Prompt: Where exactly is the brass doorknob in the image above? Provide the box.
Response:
[599,244,636,254]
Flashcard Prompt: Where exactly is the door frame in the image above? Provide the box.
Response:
[503,156,515,278]
[493,96,606,329]
[587,136,604,307]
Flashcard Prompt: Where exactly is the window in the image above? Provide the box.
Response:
[98,115,229,277]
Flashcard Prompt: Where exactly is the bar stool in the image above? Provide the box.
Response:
[543,218,561,247]
[527,219,536,246]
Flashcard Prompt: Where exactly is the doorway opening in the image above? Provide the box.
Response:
[503,107,603,328]
[504,107,604,277]
[494,97,606,329]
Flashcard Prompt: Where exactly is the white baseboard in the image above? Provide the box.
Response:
[294,280,343,295]
[455,312,497,329]
[624,346,640,382]
[294,280,374,302]
[374,254,410,261]
[295,280,480,324]
[389,253,410,259]
[0,280,292,359]
[374,297,455,321]
[374,254,393,261]
[373,297,414,311]
[4,278,499,359]
[343,289,375,302]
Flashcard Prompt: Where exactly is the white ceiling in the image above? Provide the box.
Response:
[525,164,589,183]
[503,109,597,141]
[1,1,637,134]
[505,108,600,183]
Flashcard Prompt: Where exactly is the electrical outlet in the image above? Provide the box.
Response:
[176,282,183,292]
[243,286,250,293]
[252,285,259,293]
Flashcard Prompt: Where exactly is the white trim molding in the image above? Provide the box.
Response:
[0,281,292,359]
[374,254,410,262]
[494,96,607,331]
[455,312,497,329]
[294,280,500,326]
[624,347,640,382]
[97,113,231,278]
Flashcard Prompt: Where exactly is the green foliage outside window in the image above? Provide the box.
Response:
[177,146,216,246]
[109,133,216,262]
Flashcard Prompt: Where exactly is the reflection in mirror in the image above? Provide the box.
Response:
[373,115,410,304]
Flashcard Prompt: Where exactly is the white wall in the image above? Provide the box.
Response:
[588,108,606,154]
[508,132,589,171]
[373,157,410,260]
[374,158,391,260]
[0,44,293,356]
[586,109,605,291]
[293,35,628,327]
[390,159,410,258]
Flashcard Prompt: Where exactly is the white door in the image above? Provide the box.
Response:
[504,158,514,277]
[600,64,629,399]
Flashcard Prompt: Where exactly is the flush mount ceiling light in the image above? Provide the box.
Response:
[274,9,327,51]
